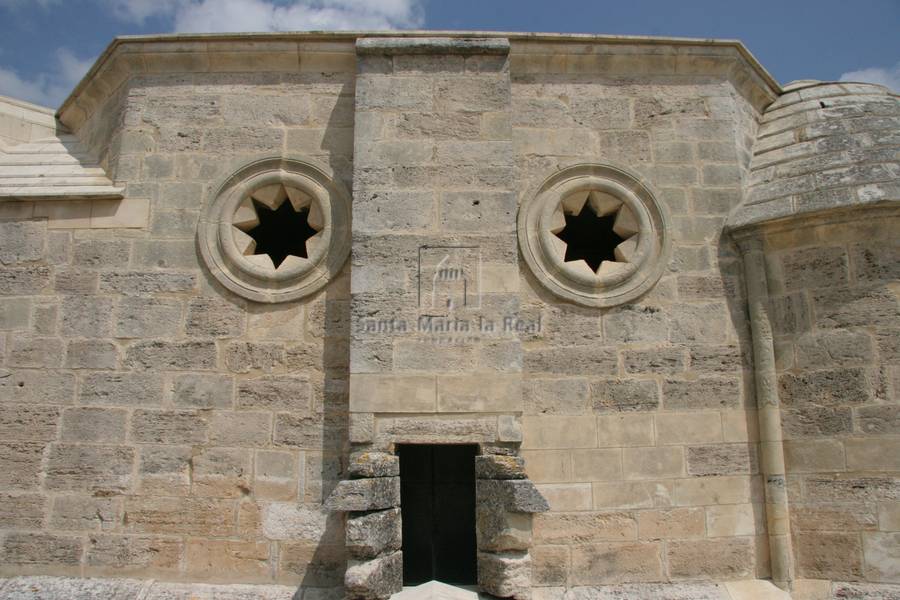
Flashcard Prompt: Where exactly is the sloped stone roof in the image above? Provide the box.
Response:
[728,81,900,229]
[0,132,123,201]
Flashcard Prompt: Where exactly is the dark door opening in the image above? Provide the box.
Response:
[398,444,477,586]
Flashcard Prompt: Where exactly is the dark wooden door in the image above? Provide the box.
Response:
[398,444,477,585]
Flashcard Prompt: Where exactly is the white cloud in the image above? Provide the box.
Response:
[107,0,423,31]
[839,62,900,93]
[0,48,94,108]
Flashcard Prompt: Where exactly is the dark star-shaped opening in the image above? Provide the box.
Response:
[554,203,625,273]
[246,199,318,268]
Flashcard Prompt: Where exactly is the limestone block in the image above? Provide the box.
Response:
[0,576,146,598]
[0,405,59,441]
[0,493,46,528]
[667,538,754,579]
[349,413,375,444]
[862,532,900,583]
[72,240,130,268]
[605,307,669,344]
[273,413,326,449]
[253,451,298,501]
[858,405,900,434]
[531,545,569,587]
[124,340,217,371]
[782,406,852,439]
[123,497,236,537]
[498,415,523,443]
[0,533,83,566]
[571,449,623,481]
[592,379,660,412]
[192,447,251,498]
[0,442,44,490]
[477,479,550,514]
[186,297,247,338]
[99,271,197,295]
[524,346,617,375]
[686,444,756,476]
[0,298,31,330]
[522,416,597,450]
[478,551,532,600]
[44,444,133,493]
[349,452,399,479]
[796,531,864,580]
[87,536,182,575]
[48,297,103,340]
[657,412,724,445]
[185,539,270,580]
[137,445,192,496]
[524,378,589,415]
[534,512,636,545]
[623,447,685,480]
[49,495,119,532]
[325,477,400,512]
[130,410,209,444]
[792,503,877,532]
[170,374,233,409]
[477,504,533,552]
[0,266,51,296]
[80,372,163,406]
[235,375,310,411]
[638,507,706,540]
[779,367,873,406]
[0,221,45,265]
[812,286,898,329]
[535,484,593,511]
[8,335,64,368]
[476,455,526,480]
[438,374,523,413]
[783,439,845,472]
[64,339,118,369]
[852,241,900,284]
[662,377,742,410]
[569,542,663,585]
[60,407,127,443]
[846,438,900,471]
[114,297,184,338]
[345,551,403,600]
[346,508,401,559]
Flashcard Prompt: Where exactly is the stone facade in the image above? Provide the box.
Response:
[0,32,897,600]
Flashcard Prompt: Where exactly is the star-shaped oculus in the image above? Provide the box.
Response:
[232,184,323,270]
[551,190,640,275]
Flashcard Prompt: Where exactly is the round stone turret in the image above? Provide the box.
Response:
[729,81,900,229]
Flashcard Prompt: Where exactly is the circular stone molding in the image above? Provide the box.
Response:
[518,163,669,307]
[199,157,351,303]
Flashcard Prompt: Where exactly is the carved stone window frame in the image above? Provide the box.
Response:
[198,156,351,303]
[518,163,670,307]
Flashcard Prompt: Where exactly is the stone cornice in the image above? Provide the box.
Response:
[57,31,781,131]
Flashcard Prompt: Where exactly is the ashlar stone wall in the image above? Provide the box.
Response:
[0,42,357,590]
[760,210,900,584]
[511,49,770,587]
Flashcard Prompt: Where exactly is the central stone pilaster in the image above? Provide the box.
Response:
[330,36,540,600]
[347,37,522,448]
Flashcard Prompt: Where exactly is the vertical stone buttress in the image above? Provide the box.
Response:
[325,37,546,599]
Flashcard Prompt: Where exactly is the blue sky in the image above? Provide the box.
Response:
[1,0,898,108]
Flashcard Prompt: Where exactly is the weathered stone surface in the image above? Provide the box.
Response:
[477,505,532,552]
[0,576,145,599]
[349,452,400,479]
[534,512,636,545]
[476,454,526,480]
[44,444,134,493]
[346,508,401,559]
[591,380,660,412]
[478,551,532,600]
[345,551,403,600]
[477,479,550,514]
[325,477,400,512]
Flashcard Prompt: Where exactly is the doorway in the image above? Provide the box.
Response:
[398,444,478,586]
